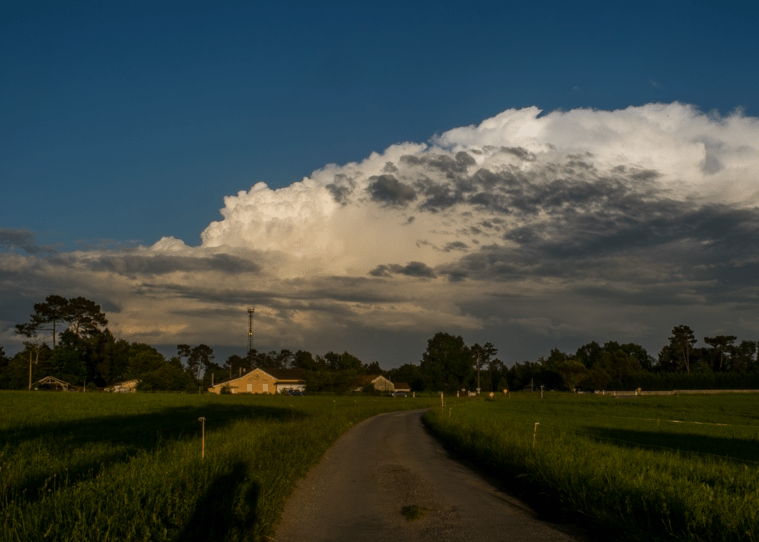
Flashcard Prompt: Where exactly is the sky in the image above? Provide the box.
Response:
[2,0,759,367]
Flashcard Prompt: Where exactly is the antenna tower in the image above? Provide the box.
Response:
[247,307,255,354]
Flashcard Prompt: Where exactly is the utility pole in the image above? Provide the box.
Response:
[476,350,481,394]
[247,307,255,354]
[26,343,41,391]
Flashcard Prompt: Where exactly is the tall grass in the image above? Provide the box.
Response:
[423,393,759,542]
[0,392,435,541]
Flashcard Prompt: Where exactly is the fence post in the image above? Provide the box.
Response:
[198,417,206,459]
[533,422,539,448]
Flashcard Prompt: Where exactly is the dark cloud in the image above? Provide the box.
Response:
[367,175,417,206]
[85,253,262,276]
[435,194,759,312]
[75,238,142,251]
[139,275,406,306]
[399,155,661,216]
[503,200,759,263]
[400,151,475,179]
[443,241,469,252]
[500,146,536,162]
[326,173,355,203]
[0,229,58,258]
[369,261,437,278]
[382,161,399,174]
[419,188,466,212]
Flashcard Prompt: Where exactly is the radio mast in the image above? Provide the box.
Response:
[247,307,255,354]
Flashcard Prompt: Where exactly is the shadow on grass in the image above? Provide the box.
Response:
[1,402,307,503]
[581,427,759,463]
[2,402,309,448]
[174,462,259,542]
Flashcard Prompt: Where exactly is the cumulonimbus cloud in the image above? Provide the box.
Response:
[179,103,759,277]
[3,103,759,363]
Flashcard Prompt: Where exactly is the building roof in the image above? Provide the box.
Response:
[213,367,305,387]
[351,374,387,387]
[38,376,71,386]
[393,382,411,390]
[262,368,306,381]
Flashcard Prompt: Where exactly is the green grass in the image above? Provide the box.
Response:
[0,391,436,541]
[423,393,759,542]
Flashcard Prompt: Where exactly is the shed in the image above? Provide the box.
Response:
[37,376,75,391]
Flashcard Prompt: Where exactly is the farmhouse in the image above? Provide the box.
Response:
[104,379,140,393]
[352,374,395,392]
[208,368,305,395]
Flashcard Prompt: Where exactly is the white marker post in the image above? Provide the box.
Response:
[199,417,206,459]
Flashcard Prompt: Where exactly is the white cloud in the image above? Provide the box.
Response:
[3,103,759,364]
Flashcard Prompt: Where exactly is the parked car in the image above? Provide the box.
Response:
[287,389,306,396]
[391,391,408,397]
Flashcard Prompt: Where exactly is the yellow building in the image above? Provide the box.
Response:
[208,368,305,395]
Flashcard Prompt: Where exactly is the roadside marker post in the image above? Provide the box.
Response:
[533,422,539,448]
[199,417,206,459]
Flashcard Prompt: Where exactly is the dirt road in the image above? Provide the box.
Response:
[273,408,588,542]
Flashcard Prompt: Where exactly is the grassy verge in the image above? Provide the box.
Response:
[422,393,759,542]
[0,392,436,541]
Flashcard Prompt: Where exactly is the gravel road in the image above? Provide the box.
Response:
[273,408,589,542]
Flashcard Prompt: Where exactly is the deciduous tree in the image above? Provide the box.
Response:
[420,332,472,393]
[558,359,587,391]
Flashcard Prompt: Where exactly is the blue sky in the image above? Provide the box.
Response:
[4,0,756,249]
[2,0,759,366]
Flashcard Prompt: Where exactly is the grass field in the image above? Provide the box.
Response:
[0,391,437,541]
[423,392,759,542]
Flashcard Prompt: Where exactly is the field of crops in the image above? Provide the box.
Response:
[423,392,759,542]
[0,391,437,541]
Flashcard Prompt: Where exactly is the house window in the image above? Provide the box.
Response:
[247,384,252,392]
[262,383,269,393]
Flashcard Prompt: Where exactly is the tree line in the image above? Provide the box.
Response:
[0,295,387,392]
[392,327,759,394]
[2,295,758,393]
